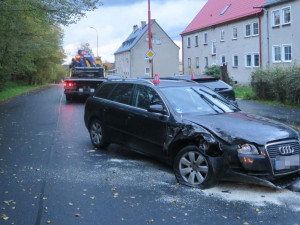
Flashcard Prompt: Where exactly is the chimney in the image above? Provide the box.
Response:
[141,21,146,28]
[133,25,138,32]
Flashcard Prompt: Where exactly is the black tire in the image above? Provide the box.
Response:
[66,94,71,102]
[89,119,109,149]
[173,146,215,189]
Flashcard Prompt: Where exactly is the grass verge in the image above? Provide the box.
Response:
[234,86,300,109]
[0,82,49,102]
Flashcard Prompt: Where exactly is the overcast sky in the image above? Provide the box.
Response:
[62,0,206,64]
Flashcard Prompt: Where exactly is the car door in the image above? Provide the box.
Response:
[127,84,169,157]
[103,83,135,145]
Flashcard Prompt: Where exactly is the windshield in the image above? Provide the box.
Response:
[161,86,239,115]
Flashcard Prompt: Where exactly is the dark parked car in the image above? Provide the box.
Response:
[164,74,236,101]
[84,78,300,189]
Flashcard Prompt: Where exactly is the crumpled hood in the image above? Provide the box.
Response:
[184,112,298,145]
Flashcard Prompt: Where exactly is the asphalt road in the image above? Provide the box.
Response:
[1,85,300,225]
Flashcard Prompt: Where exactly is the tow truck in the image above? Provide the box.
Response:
[63,50,106,101]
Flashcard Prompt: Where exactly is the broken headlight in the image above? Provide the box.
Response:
[237,144,259,155]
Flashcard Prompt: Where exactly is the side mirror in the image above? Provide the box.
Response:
[148,104,167,115]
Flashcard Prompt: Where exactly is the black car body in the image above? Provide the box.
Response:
[165,74,236,101]
[84,78,300,188]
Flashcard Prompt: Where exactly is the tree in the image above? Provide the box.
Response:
[79,42,94,56]
[0,0,103,89]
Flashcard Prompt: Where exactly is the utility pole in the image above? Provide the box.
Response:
[148,0,153,78]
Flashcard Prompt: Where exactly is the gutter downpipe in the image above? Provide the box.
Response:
[256,12,262,68]
[264,8,270,67]
[181,35,184,74]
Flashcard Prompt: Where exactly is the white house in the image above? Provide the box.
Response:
[114,20,179,78]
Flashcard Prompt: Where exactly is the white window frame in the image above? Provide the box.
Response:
[145,67,150,75]
[211,40,216,55]
[282,6,291,25]
[245,54,252,68]
[204,57,208,68]
[187,37,191,48]
[245,24,251,37]
[272,45,282,63]
[282,44,292,62]
[196,57,200,68]
[252,22,259,36]
[232,27,238,39]
[195,35,199,47]
[188,58,191,68]
[232,55,238,68]
[253,53,260,67]
[203,32,208,45]
[220,55,226,65]
[272,9,281,27]
[220,30,225,42]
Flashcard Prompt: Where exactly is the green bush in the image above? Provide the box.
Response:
[251,65,300,104]
[204,65,221,79]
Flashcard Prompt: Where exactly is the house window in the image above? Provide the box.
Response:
[187,37,191,48]
[203,33,208,45]
[211,40,216,55]
[232,55,238,68]
[195,57,200,69]
[245,24,251,37]
[204,57,208,68]
[283,44,292,62]
[272,9,280,27]
[188,58,191,69]
[232,27,238,39]
[220,30,225,41]
[195,35,199,47]
[156,38,162,45]
[273,45,281,62]
[220,56,226,65]
[145,67,150,75]
[253,53,260,67]
[253,22,259,36]
[282,7,291,25]
[245,54,252,67]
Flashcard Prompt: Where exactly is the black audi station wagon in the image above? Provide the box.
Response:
[84,77,300,188]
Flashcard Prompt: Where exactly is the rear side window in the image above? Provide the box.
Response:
[132,85,164,110]
[108,83,134,105]
[95,83,116,99]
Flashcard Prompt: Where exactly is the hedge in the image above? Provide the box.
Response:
[251,65,300,104]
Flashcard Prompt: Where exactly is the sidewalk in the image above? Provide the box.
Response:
[237,100,300,130]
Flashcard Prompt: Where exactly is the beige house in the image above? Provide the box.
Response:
[181,0,299,85]
[114,20,179,78]
[262,0,299,68]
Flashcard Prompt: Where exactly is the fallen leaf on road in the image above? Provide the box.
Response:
[147,219,154,223]
[46,220,51,224]
[1,214,9,220]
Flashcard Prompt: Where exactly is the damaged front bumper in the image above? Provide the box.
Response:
[209,143,300,189]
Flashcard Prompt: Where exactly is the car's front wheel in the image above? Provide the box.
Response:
[174,146,215,189]
[89,119,109,149]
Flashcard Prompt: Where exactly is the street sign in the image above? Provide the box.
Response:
[146,49,156,60]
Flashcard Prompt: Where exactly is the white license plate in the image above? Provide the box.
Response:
[79,88,83,92]
[275,154,300,170]
[90,88,95,93]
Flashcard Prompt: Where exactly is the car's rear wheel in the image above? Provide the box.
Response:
[174,146,215,189]
[89,119,109,149]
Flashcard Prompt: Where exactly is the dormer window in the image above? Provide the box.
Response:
[220,4,231,16]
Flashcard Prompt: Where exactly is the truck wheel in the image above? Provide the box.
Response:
[89,119,109,149]
[66,94,71,102]
[173,146,215,189]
